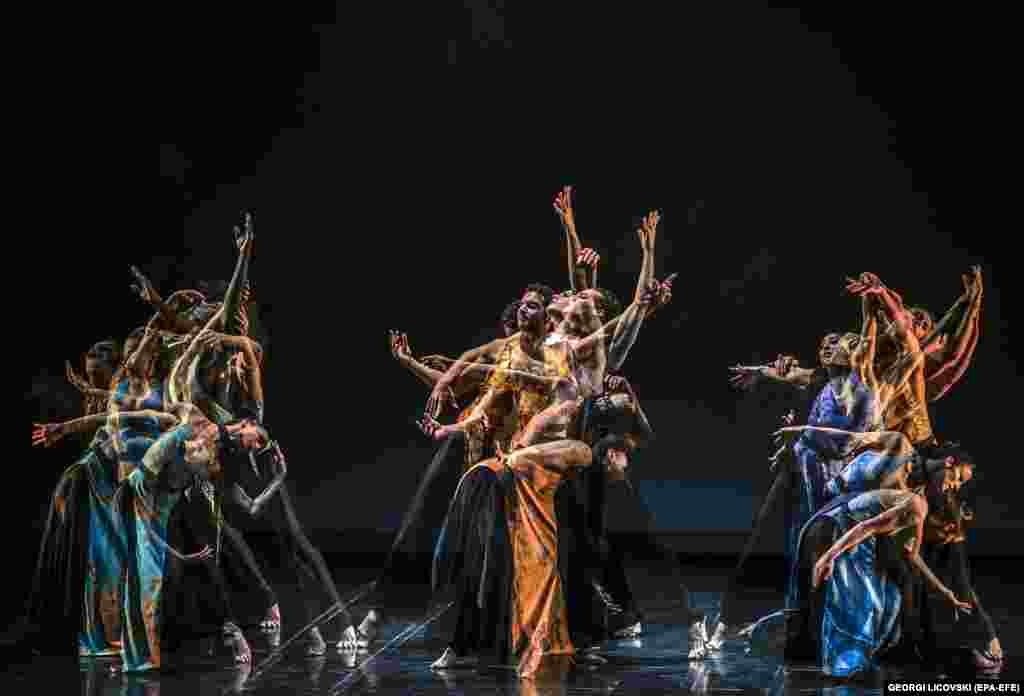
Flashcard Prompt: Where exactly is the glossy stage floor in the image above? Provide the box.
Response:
[4,555,1020,695]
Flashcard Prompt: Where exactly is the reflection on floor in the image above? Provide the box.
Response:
[2,560,1019,695]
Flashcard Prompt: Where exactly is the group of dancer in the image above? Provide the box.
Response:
[26,215,373,672]
[24,188,1003,682]
[721,263,1002,678]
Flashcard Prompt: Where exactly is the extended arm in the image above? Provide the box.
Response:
[554,186,593,291]
[729,354,819,391]
[926,267,983,401]
[606,212,659,372]
[218,214,254,336]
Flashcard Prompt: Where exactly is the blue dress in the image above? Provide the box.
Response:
[109,378,165,482]
[751,491,910,677]
[120,423,195,672]
[786,371,874,602]
[801,492,909,677]
[77,426,129,656]
[825,447,913,499]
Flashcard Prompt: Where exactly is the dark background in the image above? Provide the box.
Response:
[19,6,1018,620]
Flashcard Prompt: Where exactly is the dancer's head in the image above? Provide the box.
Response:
[549,287,623,340]
[221,417,271,454]
[908,307,935,341]
[818,332,859,367]
[517,284,555,335]
[501,300,522,337]
[910,443,976,542]
[593,433,632,475]
[85,339,119,386]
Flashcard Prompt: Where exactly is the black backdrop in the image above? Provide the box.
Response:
[18,7,1019,624]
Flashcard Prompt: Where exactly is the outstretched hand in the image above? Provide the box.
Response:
[637,210,660,253]
[773,354,799,377]
[32,423,64,448]
[129,265,162,305]
[389,330,412,361]
[553,186,574,226]
[234,211,254,253]
[728,365,762,391]
[845,271,883,296]
[576,248,600,271]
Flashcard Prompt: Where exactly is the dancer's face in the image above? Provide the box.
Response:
[85,341,118,385]
[909,308,934,341]
[819,332,856,367]
[557,295,601,339]
[546,294,570,333]
[517,291,547,334]
[605,448,628,474]
[236,422,269,450]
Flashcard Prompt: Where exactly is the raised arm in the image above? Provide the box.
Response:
[167,304,226,405]
[926,266,983,402]
[218,214,254,336]
[553,186,593,292]
[605,212,659,372]
[850,297,880,390]
[847,272,914,340]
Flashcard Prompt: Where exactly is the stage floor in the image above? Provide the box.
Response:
[3,558,1020,695]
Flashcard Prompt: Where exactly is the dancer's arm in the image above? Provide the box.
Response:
[426,336,510,416]
[774,425,913,458]
[848,272,914,341]
[129,266,206,335]
[168,304,226,404]
[32,409,177,447]
[606,212,660,372]
[813,494,972,609]
[729,354,819,391]
[217,214,254,336]
[926,266,983,402]
[553,186,593,291]
[233,442,287,516]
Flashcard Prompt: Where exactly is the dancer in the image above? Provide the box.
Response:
[115,402,271,672]
[339,284,559,651]
[168,227,353,655]
[785,479,973,679]
[426,264,679,672]
[25,339,123,658]
[717,326,878,645]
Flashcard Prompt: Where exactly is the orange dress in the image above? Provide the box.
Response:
[450,336,581,676]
